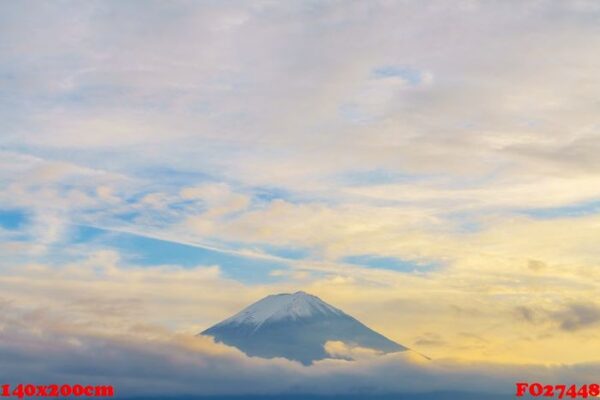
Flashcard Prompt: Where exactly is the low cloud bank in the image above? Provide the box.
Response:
[1,301,599,398]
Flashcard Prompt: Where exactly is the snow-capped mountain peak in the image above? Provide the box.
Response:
[201,291,408,365]
[216,291,343,328]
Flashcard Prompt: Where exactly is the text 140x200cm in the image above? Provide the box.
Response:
[1,384,114,398]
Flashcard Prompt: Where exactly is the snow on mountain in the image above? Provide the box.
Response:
[200,291,408,365]
[215,291,343,329]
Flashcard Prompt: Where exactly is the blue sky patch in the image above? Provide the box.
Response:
[338,169,433,186]
[257,244,312,261]
[252,186,296,203]
[71,225,290,284]
[522,200,600,219]
[372,66,424,85]
[71,225,107,243]
[0,209,28,230]
[343,254,439,273]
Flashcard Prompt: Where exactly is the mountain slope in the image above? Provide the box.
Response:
[200,291,407,365]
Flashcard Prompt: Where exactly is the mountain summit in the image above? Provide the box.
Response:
[200,291,407,364]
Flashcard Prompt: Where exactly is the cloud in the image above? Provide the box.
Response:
[3,0,600,252]
[514,306,538,324]
[413,333,447,348]
[0,249,599,367]
[1,0,599,187]
[324,341,388,361]
[181,183,250,220]
[2,297,600,397]
[551,303,600,332]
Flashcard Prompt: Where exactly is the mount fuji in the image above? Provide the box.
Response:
[200,291,408,365]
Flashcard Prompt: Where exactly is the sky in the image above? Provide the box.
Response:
[1,0,600,397]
